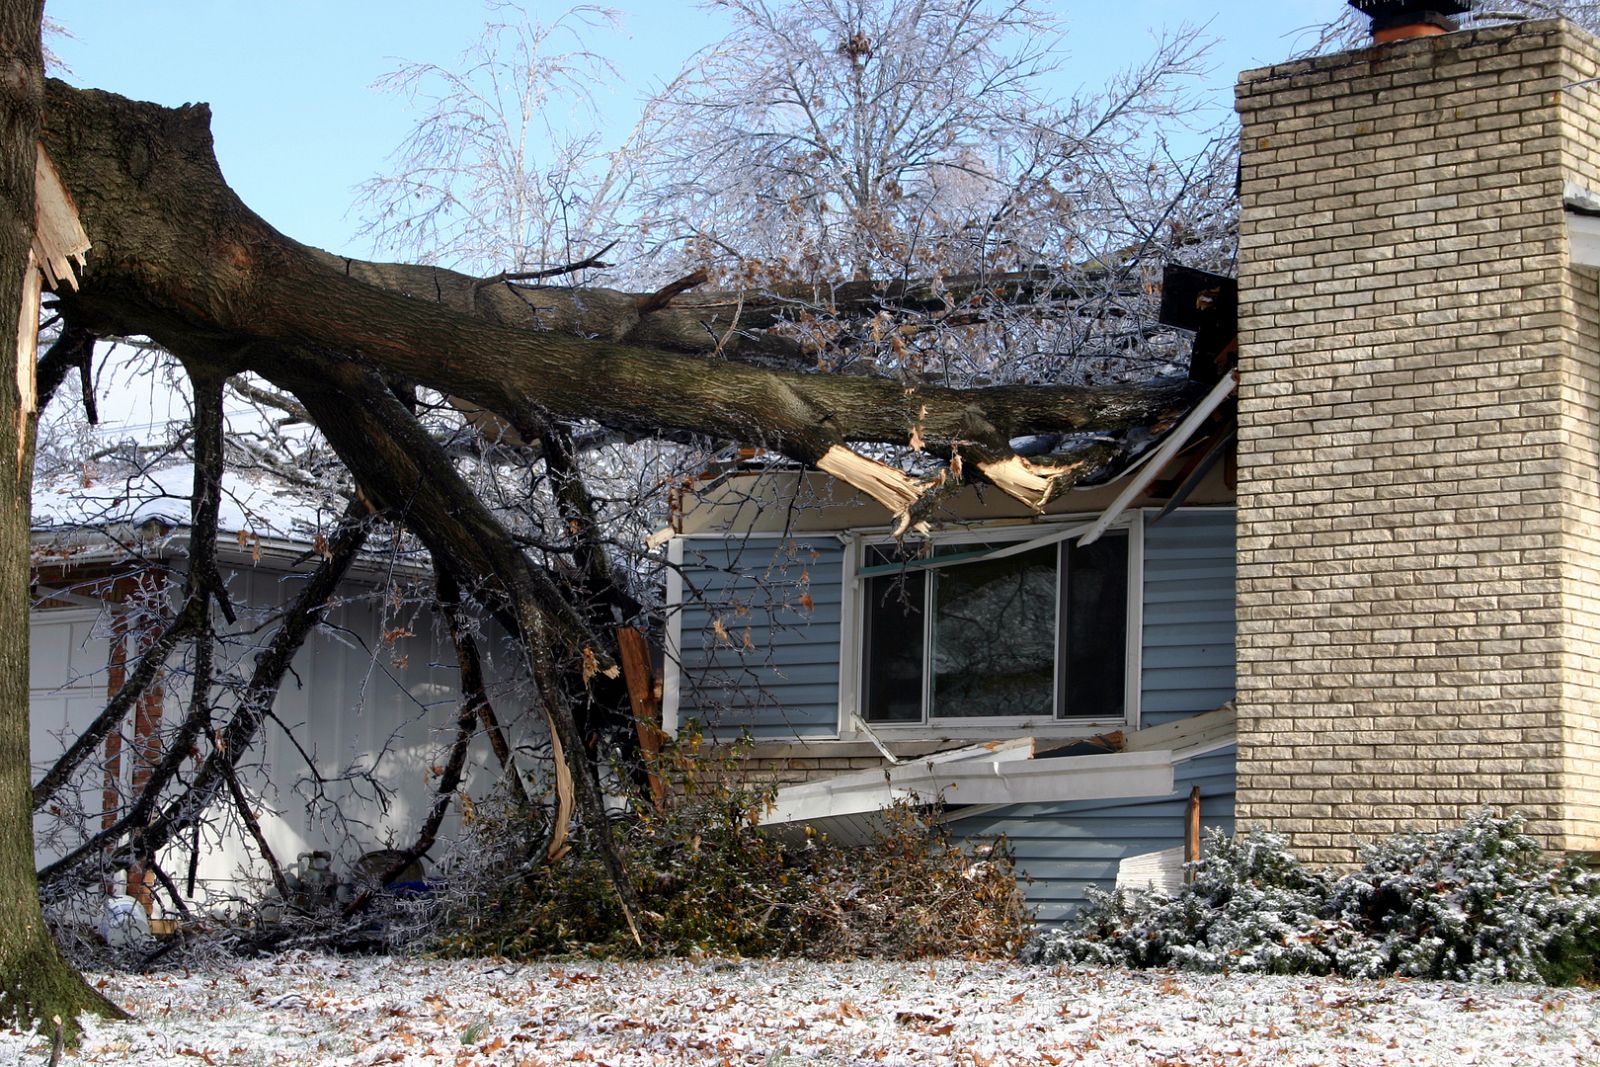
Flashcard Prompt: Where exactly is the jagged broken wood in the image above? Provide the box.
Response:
[15,147,89,476]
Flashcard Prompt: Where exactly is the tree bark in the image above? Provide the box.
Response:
[0,0,123,1036]
[39,80,1196,525]
[267,360,646,931]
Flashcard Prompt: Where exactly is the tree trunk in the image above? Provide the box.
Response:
[38,80,1196,526]
[0,0,123,1036]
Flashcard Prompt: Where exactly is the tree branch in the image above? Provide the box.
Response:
[37,369,232,882]
[206,724,291,902]
[341,565,489,916]
[634,268,708,315]
[42,79,1197,530]
[472,240,618,289]
[35,320,95,415]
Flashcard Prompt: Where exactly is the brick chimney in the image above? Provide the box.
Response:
[1233,19,1600,864]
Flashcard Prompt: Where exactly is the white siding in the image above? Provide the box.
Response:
[29,568,543,910]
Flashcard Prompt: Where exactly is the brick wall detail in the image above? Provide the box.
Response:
[1235,21,1600,862]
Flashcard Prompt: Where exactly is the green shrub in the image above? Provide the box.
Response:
[1025,811,1600,985]
[1029,829,1344,975]
[1327,812,1600,983]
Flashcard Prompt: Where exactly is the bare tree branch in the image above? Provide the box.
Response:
[474,240,618,290]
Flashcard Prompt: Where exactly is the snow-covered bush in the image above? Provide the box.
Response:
[1327,811,1600,983]
[1025,829,1345,975]
[1025,813,1600,985]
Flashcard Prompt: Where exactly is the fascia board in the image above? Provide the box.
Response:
[759,749,1175,826]
[1567,209,1600,267]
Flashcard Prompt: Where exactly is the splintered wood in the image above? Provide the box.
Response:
[975,454,1076,511]
[817,444,1086,534]
[16,145,90,474]
[816,444,931,535]
[32,145,90,291]
[13,259,40,473]
[615,627,667,809]
[543,711,575,864]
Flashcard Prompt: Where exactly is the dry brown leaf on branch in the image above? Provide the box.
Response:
[580,646,618,683]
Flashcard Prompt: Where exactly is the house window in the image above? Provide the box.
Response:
[860,530,1132,726]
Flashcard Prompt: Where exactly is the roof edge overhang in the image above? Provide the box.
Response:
[754,703,1236,833]
[756,749,1177,828]
[30,523,429,586]
[1565,181,1600,266]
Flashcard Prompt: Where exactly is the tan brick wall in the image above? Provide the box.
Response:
[1556,30,1600,852]
[1234,22,1600,863]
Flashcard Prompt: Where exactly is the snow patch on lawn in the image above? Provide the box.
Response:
[4,954,1597,1065]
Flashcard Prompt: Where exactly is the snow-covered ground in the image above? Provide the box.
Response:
[6,954,1598,1066]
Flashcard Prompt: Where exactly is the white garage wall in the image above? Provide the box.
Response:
[29,566,546,912]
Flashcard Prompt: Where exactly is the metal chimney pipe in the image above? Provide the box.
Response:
[1348,1,1472,43]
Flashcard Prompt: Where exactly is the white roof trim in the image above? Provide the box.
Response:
[1564,181,1600,267]
[1123,702,1235,760]
[1078,370,1237,547]
[756,748,1175,827]
[1564,179,1600,215]
[1569,211,1600,268]
[759,704,1237,831]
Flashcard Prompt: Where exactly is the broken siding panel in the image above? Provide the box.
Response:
[676,536,844,740]
[950,747,1236,925]
[1140,509,1236,727]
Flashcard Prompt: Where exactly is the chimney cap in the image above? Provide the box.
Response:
[1349,1,1472,33]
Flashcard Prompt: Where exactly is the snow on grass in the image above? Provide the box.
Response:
[4,954,1598,1066]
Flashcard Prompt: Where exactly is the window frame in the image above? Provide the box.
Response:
[841,513,1143,741]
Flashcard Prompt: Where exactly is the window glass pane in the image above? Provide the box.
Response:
[1059,533,1127,719]
[863,571,925,722]
[930,546,1056,718]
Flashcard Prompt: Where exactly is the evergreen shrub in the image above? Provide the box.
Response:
[1025,811,1600,984]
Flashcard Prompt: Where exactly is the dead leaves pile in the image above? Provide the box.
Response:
[21,953,1600,1066]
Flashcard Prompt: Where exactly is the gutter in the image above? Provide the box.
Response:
[756,748,1176,828]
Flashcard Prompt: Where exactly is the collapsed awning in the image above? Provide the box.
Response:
[755,704,1235,843]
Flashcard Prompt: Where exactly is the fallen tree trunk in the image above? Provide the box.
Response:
[28,77,1200,948]
[41,81,1197,526]
[321,255,1144,372]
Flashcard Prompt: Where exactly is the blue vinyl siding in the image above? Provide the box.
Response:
[951,510,1238,921]
[672,509,1238,916]
[676,536,844,740]
[1140,509,1236,726]
[949,747,1237,924]
[674,508,1236,738]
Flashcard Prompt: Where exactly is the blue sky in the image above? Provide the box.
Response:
[47,1,1335,258]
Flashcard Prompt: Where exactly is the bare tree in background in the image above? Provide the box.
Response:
[633,0,1233,384]
[358,4,638,278]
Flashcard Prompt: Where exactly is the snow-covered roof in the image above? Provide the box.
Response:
[32,463,335,542]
